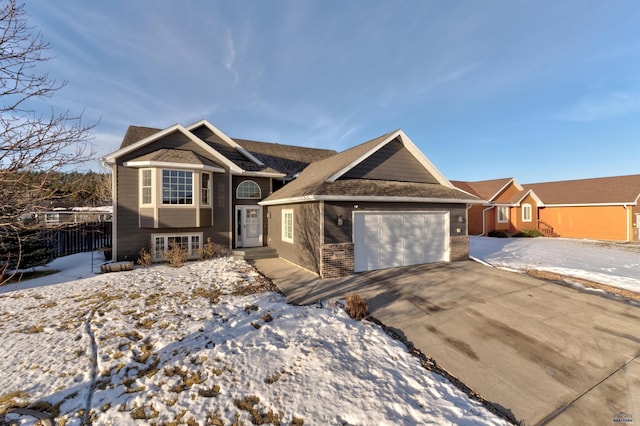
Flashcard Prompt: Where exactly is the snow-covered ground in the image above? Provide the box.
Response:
[471,236,640,294]
[0,255,505,425]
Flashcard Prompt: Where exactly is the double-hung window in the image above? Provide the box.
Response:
[497,206,509,223]
[162,170,193,205]
[141,169,153,205]
[522,204,532,222]
[282,209,294,243]
[201,172,211,206]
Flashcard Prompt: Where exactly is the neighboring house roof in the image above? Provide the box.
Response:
[523,174,640,205]
[451,178,519,201]
[508,189,544,206]
[261,129,479,205]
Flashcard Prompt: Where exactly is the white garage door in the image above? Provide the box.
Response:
[353,211,450,272]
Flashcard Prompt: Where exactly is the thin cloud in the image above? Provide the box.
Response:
[558,92,640,122]
[223,29,239,86]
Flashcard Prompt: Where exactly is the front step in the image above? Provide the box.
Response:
[232,246,279,261]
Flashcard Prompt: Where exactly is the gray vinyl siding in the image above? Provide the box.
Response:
[267,203,321,274]
[323,201,468,244]
[212,173,231,248]
[139,208,154,228]
[115,165,146,260]
[341,139,439,184]
[158,208,197,228]
[200,208,212,227]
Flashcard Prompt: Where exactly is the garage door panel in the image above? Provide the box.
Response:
[378,215,404,269]
[354,211,449,272]
[403,214,426,265]
[354,214,373,270]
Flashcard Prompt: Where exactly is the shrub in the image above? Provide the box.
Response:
[345,293,369,320]
[137,247,153,268]
[513,229,545,238]
[199,237,228,260]
[164,242,187,268]
[487,230,508,238]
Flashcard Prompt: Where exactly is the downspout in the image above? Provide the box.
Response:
[319,200,324,277]
[109,162,118,261]
[624,205,630,242]
[480,206,494,236]
[229,173,233,250]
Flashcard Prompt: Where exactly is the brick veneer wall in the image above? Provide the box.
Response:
[321,243,354,278]
[450,235,470,261]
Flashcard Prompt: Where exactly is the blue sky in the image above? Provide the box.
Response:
[25,0,640,182]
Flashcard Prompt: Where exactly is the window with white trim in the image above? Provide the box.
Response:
[236,180,261,199]
[152,233,202,261]
[282,209,294,243]
[522,204,532,222]
[44,212,60,223]
[162,170,193,205]
[497,206,509,223]
[201,172,211,206]
[141,169,153,205]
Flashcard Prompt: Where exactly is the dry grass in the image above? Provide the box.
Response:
[0,390,29,414]
[234,395,282,425]
[345,293,369,320]
[526,269,640,302]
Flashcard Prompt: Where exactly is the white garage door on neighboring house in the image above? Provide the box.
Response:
[353,211,450,272]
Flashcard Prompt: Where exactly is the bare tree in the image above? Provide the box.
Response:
[1,0,96,285]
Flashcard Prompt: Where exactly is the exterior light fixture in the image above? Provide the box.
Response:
[337,215,344,226]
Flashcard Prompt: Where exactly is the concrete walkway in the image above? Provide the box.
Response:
[253,258,640,425]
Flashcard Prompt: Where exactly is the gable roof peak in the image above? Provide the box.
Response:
[185,119,265,166]
[326,129,453,188]
[103,123,242,172]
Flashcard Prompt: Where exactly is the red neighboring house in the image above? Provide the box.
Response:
[453,174,640,242]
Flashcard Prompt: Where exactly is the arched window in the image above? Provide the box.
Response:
[236,180,261,199]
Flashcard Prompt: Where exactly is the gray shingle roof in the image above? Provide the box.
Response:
[128,148,222,168]
[315,179,478,199]
[120,126,161,149]
[234,139,337,178]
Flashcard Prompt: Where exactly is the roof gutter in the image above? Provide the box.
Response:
[259,195,484,206]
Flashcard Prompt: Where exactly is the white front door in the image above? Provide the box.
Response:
[235,206,262,248]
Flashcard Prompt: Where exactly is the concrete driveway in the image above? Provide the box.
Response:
[254,259,640,425]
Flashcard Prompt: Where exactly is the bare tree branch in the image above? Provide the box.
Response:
[0,0,97,284]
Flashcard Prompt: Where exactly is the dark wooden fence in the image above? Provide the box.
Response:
[43,221,112,258]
